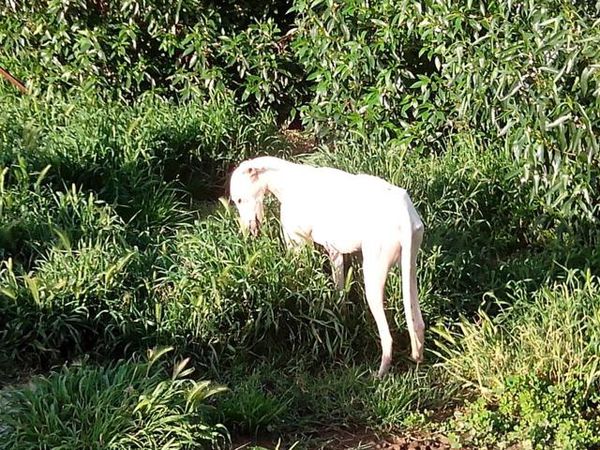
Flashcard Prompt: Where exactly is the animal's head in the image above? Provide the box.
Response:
[229,162,267,237]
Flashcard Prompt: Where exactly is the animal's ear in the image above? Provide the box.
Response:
[245,166,265,181]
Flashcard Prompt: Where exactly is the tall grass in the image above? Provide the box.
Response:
[1,0,600,446]
[151,200,369,366]
[0,348,229,450]
[0,91,297,369]
[436,269,600,393]
[435,270,600,448]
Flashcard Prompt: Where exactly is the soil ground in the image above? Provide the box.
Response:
[232,428,457,450]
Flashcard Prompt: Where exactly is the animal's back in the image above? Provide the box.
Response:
[287,166,412,252]
[308,168,407,217]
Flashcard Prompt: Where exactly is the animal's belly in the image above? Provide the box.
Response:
[310,215,364,254]
[281,189,401,254]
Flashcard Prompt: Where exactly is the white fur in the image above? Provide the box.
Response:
[229,156,425,377]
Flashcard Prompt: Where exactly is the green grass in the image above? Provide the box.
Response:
[1,93,599,448]
[1,1,600,448]
[1,95,599,447]
[0,347,229,450]
[215,361,458,436]
[435,270,600,449]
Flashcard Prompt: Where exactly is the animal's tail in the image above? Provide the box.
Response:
[399,193,425,362]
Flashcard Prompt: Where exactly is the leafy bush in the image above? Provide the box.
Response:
[0,347,229,450]
[450,376,600,450]
[418,1,600,228]
[0,0,303,111]
[291,0,431,142]
[293,0,600,226]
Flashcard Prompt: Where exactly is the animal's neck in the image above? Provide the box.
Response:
[262,158,296,202]
[262,168,287,202]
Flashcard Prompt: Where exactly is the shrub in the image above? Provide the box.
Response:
[291,0,431,142]
[419,0,600,228]
[292,0,600,226]
[450,375,600,450]
[0,0,303,111]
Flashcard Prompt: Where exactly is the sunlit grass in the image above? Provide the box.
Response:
[0,348,229,450]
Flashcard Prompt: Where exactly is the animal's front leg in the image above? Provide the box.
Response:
[327,247,345,290]
[283,225,306,254]
[280,208,307,254]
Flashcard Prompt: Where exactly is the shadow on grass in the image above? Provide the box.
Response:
[418,166,600,322]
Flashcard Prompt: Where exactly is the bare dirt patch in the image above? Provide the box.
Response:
[232,428,459,450]
[280,129,317,155]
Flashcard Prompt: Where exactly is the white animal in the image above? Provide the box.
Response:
[229,156,425,377]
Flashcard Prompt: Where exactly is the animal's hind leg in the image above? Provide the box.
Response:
[362,243,399,378]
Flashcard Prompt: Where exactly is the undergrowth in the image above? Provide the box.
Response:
[0,347,229,450]
[436,270,600,449]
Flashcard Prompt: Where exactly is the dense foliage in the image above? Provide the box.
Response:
[0,0,301,111]
[1,0,599,448]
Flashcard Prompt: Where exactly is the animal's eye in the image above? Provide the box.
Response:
[237,198,242,204]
